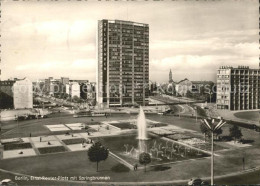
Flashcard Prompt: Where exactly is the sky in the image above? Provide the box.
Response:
[1,0,258,83]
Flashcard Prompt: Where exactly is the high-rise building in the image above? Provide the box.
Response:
[216,66,260,110]
[13,78,33,109]
[97,19,149,107]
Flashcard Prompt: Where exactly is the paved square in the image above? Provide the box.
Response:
[65,123,84,130]
[108,121,119,124]
[31,136,56,142]
[3,149,37,159]
[66,144,92,151]
[89,124,109,132]
[79,132,91,139]
[31,136,62,148]
[56,133,82,140]
[45,124,70,132]
[21,138,30,143]
[33,140,62,148]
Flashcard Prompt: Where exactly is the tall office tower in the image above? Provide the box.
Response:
[216,66,260,110]
[13,78,33,109]
[97,20,149,107]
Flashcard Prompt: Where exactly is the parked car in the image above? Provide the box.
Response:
[201,180,210,185]
[188,178,202,186]
[163,109,173,115]
[0,179,18,186]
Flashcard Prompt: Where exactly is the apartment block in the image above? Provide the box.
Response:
[217,66,260,110]
[97,19,149,107]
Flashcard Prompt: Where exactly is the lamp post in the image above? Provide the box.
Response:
[209,92,213,104]
[202,118,226,185]
[194,106,197,123]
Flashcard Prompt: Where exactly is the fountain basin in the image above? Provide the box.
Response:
[96,133,210,166]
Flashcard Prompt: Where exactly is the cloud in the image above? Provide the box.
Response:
[71,59,95,69]
[150,54,258,82]
[1,1,258,83]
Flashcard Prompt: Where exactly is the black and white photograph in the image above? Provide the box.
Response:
[0,0,259,185]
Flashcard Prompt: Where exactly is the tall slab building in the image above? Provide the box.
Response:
[97,20,149,107]
[217,66,260,110]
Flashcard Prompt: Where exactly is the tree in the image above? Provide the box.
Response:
[88,142,109,172]
[229,125,243,142]
[200,122,210,141]
[139,152,151,172]
[214,128,223,140]
[72,95,80,103]
[186,90,193,98]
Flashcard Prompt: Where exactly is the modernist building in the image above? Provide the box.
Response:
[97,19,149,107]
[0,80,15,109]
[13,78,33,109]
[66,82,80,98]
[0,80,15,97]
[217,66,260,110]
[80,83,96,100]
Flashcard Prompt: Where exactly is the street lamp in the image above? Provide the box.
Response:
[202,118,226,185]
[209,92,213,104]
[194,106,197,123]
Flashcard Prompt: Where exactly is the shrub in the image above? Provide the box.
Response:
[111,163,130,172]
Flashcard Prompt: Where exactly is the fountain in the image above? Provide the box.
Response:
[118,106,210,164]
[137,106,148,153]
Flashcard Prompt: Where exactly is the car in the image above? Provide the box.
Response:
[201,180,210,186]
[0,179,18,186]
[188,178,202,186]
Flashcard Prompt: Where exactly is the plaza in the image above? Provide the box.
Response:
[1,110,260,185]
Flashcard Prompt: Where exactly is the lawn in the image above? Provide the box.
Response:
[38,146,67,154]
[62,138,87,145]
[4,143,32,150]
[109,122,136,129]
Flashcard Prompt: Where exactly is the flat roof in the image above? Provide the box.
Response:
[100,19,149,27]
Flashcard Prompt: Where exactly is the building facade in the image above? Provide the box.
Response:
[0,80,15,97]
[0,80,15,109]
[217,66,260,110]
[13,78,33,109]
[97,19,149,107]
[80,83,96,100]
[61,77,69,85]
[175,78,192,96]
[66,82,80,98]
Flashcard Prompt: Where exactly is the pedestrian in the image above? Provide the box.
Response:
[30,133,31,137]
[134,163,138,171]
[40,137,42,142]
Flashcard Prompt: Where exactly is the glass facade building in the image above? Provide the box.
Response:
[97,20,149,107]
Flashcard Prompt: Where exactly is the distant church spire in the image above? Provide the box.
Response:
[169,69,173,83]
